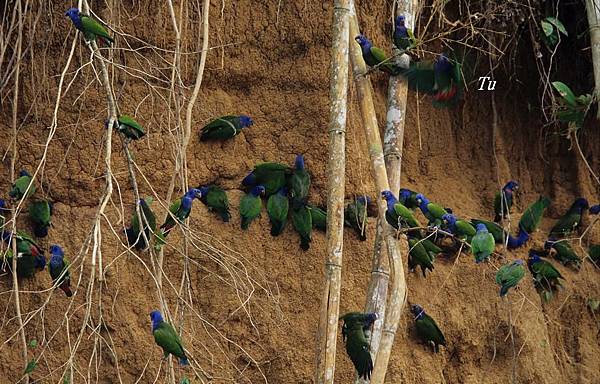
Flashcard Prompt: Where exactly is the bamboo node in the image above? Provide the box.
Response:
[370,269,390,277]
[328,128,347,134]
[325,261,343,269]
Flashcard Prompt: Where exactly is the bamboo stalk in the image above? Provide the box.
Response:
[348,3,407,383]
[585,0,600,119]
[315,1,350,383]
[356,4,414,382]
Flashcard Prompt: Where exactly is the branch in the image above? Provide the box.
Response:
[315,1,350,383]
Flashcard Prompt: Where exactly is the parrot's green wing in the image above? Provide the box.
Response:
[29,201,51,226]
[266,192,289,236]
[415,315,446,351]
[343,325,373,380]
[200,116,240,140]
[290,169,310,203]
[153,322,186,359]
[455,220,477,240]
[308,205,327,231]
[117,115,145,139]
[470,219,505,243]
[80,14,113,43]
[291,205,312,250]
[10,175,35,200]
[519,196,550,234]
[392,202,420,228]
[239,194,261,230]
[399,61,436,93]
[408,238,435,277]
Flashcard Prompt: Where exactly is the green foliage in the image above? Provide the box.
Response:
[180,378,190,384]
[588,298,600,313]
[552,81,592,130]
[28,339,38,348]
[541,17,567,48]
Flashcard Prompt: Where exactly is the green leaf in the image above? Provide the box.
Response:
[552,81,578,107]
[576,94,593,106]
[588,298,600,312]
[541,20,554,37]
[28,339,38,348]
[63,376,71,384]
[545,17,568,36]
[24,360,37,374]
[180,378,190,384]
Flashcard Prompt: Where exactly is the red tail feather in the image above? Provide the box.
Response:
[60,283,73,297]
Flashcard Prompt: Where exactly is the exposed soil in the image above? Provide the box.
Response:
[0,0,599,383]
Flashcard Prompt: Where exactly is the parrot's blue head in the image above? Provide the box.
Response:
[528,250,542,267]
[504,180,519,192]
[357,195,371,205]
[364,312,378,328]
[354,35,372,50]
[543,240,555,250]
[572,197,589,210]
[475,223,488,233]
[0,199,6,209]
[19,170,31,177]
[241,172,256,187]
[50,245,64,257]
[187,188,203,200]
[590,204,600,215]
[295,154,305,170]
[415,193,429,206]
[442,213,456,226]
[399,188,412,201]
[239,115,253,128]
[150,310,163,330]
[381,190,397,205]
[251,185,266,197]
[198,186,210,197]
[65,8,82,28]
[396,15,406,25]
[434,53,452,73]
[410,304,425,319]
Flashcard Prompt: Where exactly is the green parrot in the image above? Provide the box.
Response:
[443,214,476,243]
[307,205,327,232]
[291,202,312,251]
[49,245,72,297]
[398,188,420,210]
[126,198,157,251]
[549,198,589,237]
[411,304,446,352]
[528,250,564,302]
[289,154,310,204]
[398,53,464,108]
[199,115,253,141]
[470,218,506,243]
[339,312,377,380]
[242,162,292,197]
[381,191,421,232]
[160,188,203,237]
[150,311,189,365]
[408,237,435,277]
[2,231,46,278]
[393,15,417,51]
[495,259,525,297]
[65,8,114,45]
[29,200,52,238]
[198,185,230,222]
[266,188,289,236]
[470,223,495,263]
[344,196,370,241]
[239,186,265,230]
[545,240,581,269]
[518,196,551,234]
[9,170,35,200]
[110,115,145,140]
[416,194,448,227]
[354,35,401,75]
